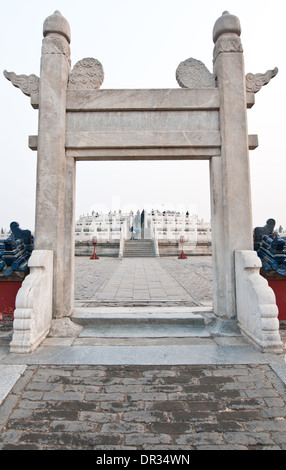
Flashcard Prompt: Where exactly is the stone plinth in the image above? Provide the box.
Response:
[10,250,53,353]
[235,250,283,353]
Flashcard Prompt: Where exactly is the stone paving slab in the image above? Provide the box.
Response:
[74,257,213,305]
[1,344,282,366]
[0,365,27,406]
[0,364,286,450]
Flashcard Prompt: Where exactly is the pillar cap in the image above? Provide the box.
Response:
[43,11,71,43]
[213,11,241,43]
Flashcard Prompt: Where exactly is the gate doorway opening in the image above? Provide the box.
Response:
[74,160,213,309]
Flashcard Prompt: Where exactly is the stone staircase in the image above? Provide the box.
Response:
[123,239,156,257]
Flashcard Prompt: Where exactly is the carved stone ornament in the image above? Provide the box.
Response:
[3,70,39,96]
[245,68,278,93]
[176,58,216,89]
[42,33,70,60]
[68,58,104,90]
[213,34,243,62]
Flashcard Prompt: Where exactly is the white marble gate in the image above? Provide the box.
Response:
[4,10,282,353]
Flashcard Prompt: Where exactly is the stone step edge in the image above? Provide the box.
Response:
[123,250,155,252]
[73,317,205,327]
[124,241,154,243]
[72,313,204,321]
[123,248,155,251]
[123,255,155,257]
[73,306,212,314]
[72,309,207,326]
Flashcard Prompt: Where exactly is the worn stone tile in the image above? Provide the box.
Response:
[1,363,286,449]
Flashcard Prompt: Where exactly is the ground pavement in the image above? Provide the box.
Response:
[0,256,285,451]
[74,256,213,305]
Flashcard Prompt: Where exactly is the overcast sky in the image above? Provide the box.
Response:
[1,0,285,232]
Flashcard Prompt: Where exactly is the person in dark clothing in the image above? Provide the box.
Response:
[141,210,145,239]
[141,210,145,226]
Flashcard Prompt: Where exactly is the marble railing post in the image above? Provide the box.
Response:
[210,12,253,318]
[34,11,72,317]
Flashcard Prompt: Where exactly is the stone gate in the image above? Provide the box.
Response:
[4,10,282,353]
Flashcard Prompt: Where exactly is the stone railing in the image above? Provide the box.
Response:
[75,212,210,244]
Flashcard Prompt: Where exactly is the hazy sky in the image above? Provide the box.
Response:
[1,0,285,232]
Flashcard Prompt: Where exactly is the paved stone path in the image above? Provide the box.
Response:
[1,256,286,451]
[74,257,213,305]
[0,363,286,450]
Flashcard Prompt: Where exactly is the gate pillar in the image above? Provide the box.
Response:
[34,11,72,318]
[211,12,253,318]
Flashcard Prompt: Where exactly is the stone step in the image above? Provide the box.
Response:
[123,240,155,257]
[74,300,205,308]
[73,306,206,323]
[124,241,154,245]
[124,247,154,250]
[124,248,154,251]
[124,244,154,248]
[124,254,155,257]
[125,240,154,243]
[71,306,210,338]
[124,248,154,252]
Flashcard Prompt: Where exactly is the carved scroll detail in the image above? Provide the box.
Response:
[3,70,39,96]
[176,58,216,89]
[245,68,278,93]
[235,250,283,353]
[68,58,104,90]
[10,250,53,353]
